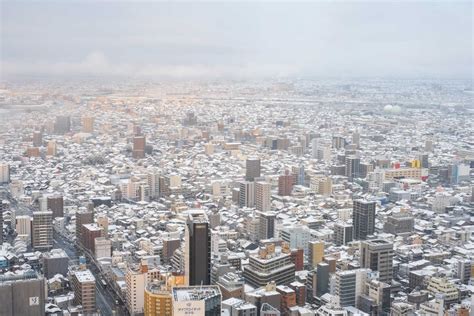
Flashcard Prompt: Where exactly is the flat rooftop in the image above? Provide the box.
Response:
[172,286,220,301]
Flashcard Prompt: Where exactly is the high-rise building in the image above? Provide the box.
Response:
[147,170,160,199]
[42,249,69,278]
[54,115,71,134]
[32,130,43,147]
[71,269,96,314]
[144,281,173,316]
[239,181,255,208]
[280,224,310,253]
[278,170,293,196]
[352,200,376,240]
[457,260,472,285]
[46,195,64,218]
[258,211,275,240]
[276,285,297,315]
[94,237,111,258]
[311,138,319,159]
[82,116,95,133]
[81,223,102,254]
[335,270,356,307]
[46,140,57,156]
[255,181,271,212]
[31,211,53,251]
[0,207,3,245]
[334,222,353,246]
[185,210,211,286]
[76,210,94,247]
[15,215,32,241]
[316,262,330,296]
[308,241,325,268]
[243,244,295,288]
[0,163,10,184]
[360,239,394,283]
[172,286,221,316]
[0,271,46,316]
[133,135,146,159]
[245,157,261,181]
[126,264,147,315]
[383,212,414,235]
[345,156,361,181]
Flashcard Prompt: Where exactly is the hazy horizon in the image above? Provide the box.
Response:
[1,1,472,81]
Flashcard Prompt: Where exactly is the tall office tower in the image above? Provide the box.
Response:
[246,157,261,181]
[147,169,160,198]
[239,181,255,208]
[278,170,293,196]
[334,222,353,246]
[144,281,173,316]
[457,260,472,284]
[311,138,319,159]
[46,195,64,218]
[335,270,356,307]
[71,269,96,314]
[352,200,376,240]
[352,131,360,148]
[316,262,330,296]
[133,135,146,159]
[54,115,71,134]
[345,156,361,181]
[280,224,310,253]
[31,211,53,251]
[255,182,271,212]
[82,116,95,133]
[0,163,10,184]
[32,130,43,147]
[185,210,211,286]
[46,140,57,156]
[76,210,94,246]
[243,245,295,288]
[258,211,276,240]
[42,249,69,278]
[308,241,325,268]
[360,239,394,283]
[0,271,46,316]
[172,286,221,316]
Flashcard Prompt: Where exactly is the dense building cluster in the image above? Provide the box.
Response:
[0,79,473,315]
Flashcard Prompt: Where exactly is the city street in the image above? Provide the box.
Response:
[53,234,123,316]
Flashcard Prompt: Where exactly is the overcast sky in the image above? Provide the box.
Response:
[1,1,472,80]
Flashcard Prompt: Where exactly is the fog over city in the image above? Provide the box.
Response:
[1,1,472,80]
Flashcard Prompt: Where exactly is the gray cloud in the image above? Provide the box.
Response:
[1,1,472,79]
